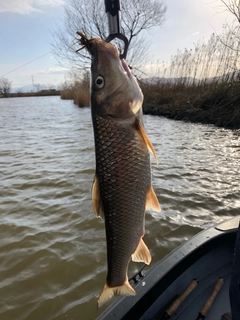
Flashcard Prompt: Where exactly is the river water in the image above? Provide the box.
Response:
[0,96,239,320]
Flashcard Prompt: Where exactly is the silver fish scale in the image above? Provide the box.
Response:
[92,115,151,287]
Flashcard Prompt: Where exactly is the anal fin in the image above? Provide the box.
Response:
[146,186,161,212]
[132,238,151,265]
[136,120,158,164]
[92,175,104,219]
[98,280,136,308]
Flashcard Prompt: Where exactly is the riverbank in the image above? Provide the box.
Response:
[143,102,240,129]
[0,90,60,98]
[141,81,240,130]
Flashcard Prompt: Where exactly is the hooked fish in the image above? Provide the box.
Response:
[78,33,160,308]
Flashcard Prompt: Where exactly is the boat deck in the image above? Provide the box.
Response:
[142,242,233,320]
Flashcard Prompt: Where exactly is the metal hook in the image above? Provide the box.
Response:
[104,0,129,59]
[105,33,129,59]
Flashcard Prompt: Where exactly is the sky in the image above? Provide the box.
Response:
[0,0,234,90]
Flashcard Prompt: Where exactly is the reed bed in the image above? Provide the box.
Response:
[140,26,240,128]
[153,27,240,85]
[60,89,73,100]
[60,71,90,107]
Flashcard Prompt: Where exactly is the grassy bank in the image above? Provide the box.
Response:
[60,85,89,107]
[142,81,240,129]
[60,72,90,108]
[140,28,240,129]
[141,79,240,129]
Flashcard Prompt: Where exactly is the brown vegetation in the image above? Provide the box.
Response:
[60,71,90,107]
[151,29,240,83]
[139,27,240,129]
[60,89,73,100]
[142,81,240,129]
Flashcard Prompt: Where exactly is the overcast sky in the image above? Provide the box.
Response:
[0,0,234,89]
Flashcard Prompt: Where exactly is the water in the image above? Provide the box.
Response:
[0,96,239,320]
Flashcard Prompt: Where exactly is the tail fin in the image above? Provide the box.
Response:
[98,280,136,308]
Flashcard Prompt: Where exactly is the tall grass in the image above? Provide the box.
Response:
[141,25,240,112]
[60,71,90,107]
[150,26,240,86]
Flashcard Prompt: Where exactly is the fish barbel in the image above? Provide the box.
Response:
[78,33,160,307]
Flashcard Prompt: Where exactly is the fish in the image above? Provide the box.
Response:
[78,33,161,308]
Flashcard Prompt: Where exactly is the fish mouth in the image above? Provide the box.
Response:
[77,32,119,59]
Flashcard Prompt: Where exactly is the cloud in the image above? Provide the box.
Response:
[0,0,64,14]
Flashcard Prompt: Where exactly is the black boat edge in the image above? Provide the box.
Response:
[97,216,240,320]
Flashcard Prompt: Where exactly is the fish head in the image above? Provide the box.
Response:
[80,35,143,119]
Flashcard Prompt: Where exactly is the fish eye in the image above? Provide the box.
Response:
[95,76,104,89]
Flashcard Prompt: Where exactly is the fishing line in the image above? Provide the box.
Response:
[1,52,51,77]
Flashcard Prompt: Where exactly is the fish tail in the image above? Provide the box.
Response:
[97,280,136,308]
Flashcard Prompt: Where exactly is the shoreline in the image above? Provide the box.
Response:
[143,103,240,130]
[0,90,60,98]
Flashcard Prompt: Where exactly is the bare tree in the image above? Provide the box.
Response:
[0,77,12,97]
[220,0,240,23]
[218,0,240,49]
[51,0,166,68]
[216,1,240,77]
[34,83,42,92]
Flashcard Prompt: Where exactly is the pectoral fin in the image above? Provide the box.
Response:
[146,186,161,212]
[132,238,151,265]
[136,120,158,164]
[92,176,104,219]
[98,279,136,308]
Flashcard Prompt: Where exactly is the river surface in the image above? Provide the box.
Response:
[0,96,239,320]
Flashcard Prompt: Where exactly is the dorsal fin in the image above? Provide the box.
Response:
[136,119,158,164]
[92,175,104,219]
